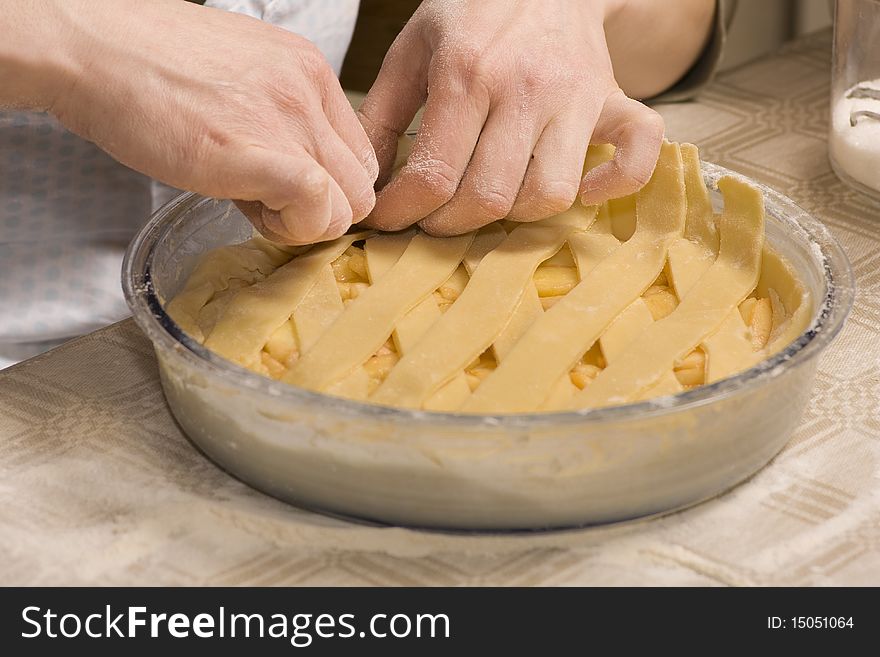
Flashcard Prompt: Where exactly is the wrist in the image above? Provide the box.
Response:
[0,0,86,111]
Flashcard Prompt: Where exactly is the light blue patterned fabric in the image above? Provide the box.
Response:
[0,0,359,368]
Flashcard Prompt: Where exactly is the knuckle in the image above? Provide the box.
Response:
[520,62,560,92]
[434,43,493,94]
[468,56,497,88]
[537,181,579,214]
[279,90,313,118]
[473,187,516,219]
[619,101,665,139]
[642,109,665,137]
[419,217,459,237]
[644,105,665,127]
[447,42,483,72]
[512,181,578,220]
[296,168,330,201]
[406,160,461,203]
[296,40,328,74]
[264,163,330,208]
[266,77,322,120]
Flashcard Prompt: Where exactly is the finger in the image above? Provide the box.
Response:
[235,200,335,246]
[364,77,489,231]
[356,30,430,188]
[418,102,540,236]
[579,90,664,205]
[507,107,594,222]
[309,116,377,223]
[322,76,381,184]
[234,200,292,243]
[276,174,352,245]
[236,188,352,246]
[224,144,352,245]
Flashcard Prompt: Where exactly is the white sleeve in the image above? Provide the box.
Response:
[204,0,360,75]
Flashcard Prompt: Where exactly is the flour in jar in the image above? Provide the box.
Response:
[829,78,880,196]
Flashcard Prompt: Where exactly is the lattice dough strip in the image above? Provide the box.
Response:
[567,215,620,275]
[669,143,755,385]
[634,370,684,400]
[283,231,474,392]
[166,238,293,342]
[474,217,583,412]
[702,311,756,383]
[573,175,765,408]
[364,230,472,411]
[462,223,544,362]
[462,141,688,413]
[681,143,719,252]
[543,203,649,410]
[291,264,373,400]
[537,206,623,410]
[371,212,587,410]
[601,300,656,364]
[587,202,659,367]
[539,373,581,411]
[195,284,247,340]
[761,249,811,355]
[666,145,718,300]
[566,176,670,375]
[473,205,596,366]
[203,235,363,370]
[291,264,346,352]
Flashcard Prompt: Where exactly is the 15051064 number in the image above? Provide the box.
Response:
[768,616,854,630]
[791,617,854,629]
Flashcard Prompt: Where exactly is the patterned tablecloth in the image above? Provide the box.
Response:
[1,31,879,586]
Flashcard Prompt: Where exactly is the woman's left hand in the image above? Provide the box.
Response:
[357,0,665,236]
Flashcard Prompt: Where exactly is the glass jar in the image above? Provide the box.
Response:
[829,0,880,200]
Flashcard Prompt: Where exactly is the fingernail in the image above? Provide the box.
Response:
[579,184,597,206]
[259,207,282,229]
[363,149,380,182]
[352,186,377,223]
[322,221,351,242]
[327,208,353,237]
[579,175,606,206]
[281,207,329,243]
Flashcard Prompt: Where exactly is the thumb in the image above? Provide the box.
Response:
[230,145,353,245]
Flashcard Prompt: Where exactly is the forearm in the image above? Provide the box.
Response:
[602,0,716,99]
[0,0,85,110]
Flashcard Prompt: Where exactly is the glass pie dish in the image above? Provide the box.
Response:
[123,163,854,531]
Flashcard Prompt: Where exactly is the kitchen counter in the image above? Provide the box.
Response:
[1,30,879,586]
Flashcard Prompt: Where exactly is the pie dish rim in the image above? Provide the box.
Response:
[123,162,854,426]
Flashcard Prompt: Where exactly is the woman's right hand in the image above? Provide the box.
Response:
[10,0,378,244]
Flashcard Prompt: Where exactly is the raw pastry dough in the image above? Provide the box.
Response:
[167,142,811,413]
